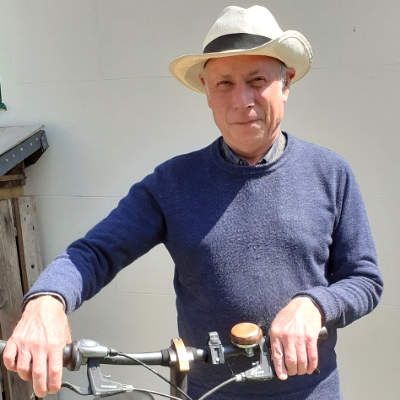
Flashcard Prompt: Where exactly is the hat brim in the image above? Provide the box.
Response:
[169,30,312,93]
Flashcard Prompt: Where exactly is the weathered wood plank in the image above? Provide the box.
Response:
[12,197,44,293]
[0,199,33,399]
[0,175,25,182]
[0,187,24,200]
[0,164,26,200]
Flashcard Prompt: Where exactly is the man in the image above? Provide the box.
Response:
[3,5,382,399]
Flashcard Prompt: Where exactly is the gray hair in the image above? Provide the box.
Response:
[279,60,288,86]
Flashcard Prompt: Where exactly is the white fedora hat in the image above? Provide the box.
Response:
[169,5,313,93]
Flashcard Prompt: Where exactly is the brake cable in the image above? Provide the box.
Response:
[116,351,194,400]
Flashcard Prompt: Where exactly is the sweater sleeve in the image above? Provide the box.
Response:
[295,165,383,328]
[24,176,166,314]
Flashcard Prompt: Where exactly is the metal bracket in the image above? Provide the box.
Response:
[207,331,225,365]
[240,337,274,382]
[0,130,48,176]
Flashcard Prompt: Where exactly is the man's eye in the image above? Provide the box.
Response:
[217,80,231,87]
[252,77,266,84]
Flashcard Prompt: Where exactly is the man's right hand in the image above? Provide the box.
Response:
[3,295,71,398]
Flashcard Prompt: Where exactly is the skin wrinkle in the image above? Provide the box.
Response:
[199,55,294,166]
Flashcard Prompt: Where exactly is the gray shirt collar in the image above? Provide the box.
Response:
[220,131,286,166]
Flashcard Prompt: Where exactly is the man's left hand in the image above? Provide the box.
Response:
[269,296,322,380]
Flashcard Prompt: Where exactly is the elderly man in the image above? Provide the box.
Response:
[3,5,382,400]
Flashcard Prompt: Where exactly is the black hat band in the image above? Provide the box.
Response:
[203,33,272,54]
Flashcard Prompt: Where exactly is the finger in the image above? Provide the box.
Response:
[306,336,319,374]
[281,335,297,376]
[270,338,288,380]
[47,349,63,394]
[295,335,308,375]
[3,341,18,372]
[31,351,48,398]
[16,348,33,381]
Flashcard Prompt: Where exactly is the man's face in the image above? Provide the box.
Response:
[200,55,293,162]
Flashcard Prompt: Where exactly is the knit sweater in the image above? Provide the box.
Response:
[27,133,383,399]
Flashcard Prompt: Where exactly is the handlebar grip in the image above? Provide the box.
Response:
[63,342,82,371]
[0,340,6,355]
[63,343,72,367]
[0,340,77,370]
[319,327,328,341]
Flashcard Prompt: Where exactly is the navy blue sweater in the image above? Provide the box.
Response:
[27,133,383,399]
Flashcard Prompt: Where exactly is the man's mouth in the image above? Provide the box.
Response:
[232,119,261,125]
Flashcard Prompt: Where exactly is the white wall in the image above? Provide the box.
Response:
[0,1,398,399]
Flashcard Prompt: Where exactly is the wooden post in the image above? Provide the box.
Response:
[0,199,34,399]
[0,164,45,399]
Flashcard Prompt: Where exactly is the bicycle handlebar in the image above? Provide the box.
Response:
[0,325,328,399]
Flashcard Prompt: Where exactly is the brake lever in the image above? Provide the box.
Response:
[62,358,134,397]
[88,358,134,397]
[237,336,275,382]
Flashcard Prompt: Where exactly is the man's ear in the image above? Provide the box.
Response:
[199,73,206,88]
[282,67,295,101]
[199,73,211,107]
[284,67,295,88]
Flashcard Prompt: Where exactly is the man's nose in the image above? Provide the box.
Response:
[231,82,254,109]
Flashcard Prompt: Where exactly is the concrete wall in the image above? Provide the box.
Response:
[0,1,398,399]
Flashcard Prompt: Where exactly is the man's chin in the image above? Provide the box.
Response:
[227,128,267,146]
